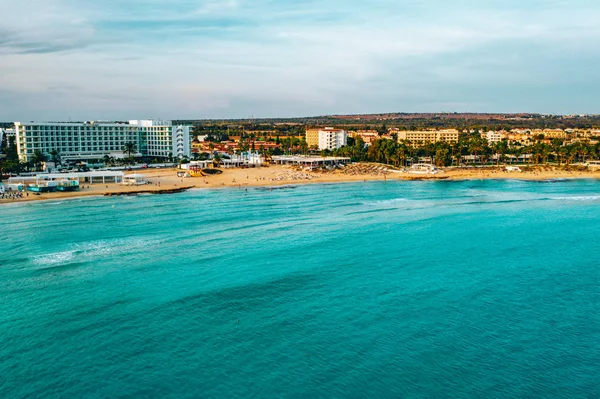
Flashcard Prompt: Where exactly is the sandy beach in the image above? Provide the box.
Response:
[1,163,599,204]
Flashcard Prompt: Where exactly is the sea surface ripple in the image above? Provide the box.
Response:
[1,179,600,398]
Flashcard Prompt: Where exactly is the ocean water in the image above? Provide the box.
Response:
[1,179,600,398]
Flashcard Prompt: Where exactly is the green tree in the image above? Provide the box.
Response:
[50,149,61,165]
[123,142,137,161]
[31,150,46,171]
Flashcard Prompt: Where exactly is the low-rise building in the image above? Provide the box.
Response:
[397,129,459,144]
[348,130,379,146]
[483,131,504,143]
[506,133,531,146]
[531,128,568,139]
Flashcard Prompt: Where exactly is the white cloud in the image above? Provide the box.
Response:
[2,0,600,119]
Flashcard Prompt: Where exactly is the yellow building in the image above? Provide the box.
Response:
[437,129,460,143]
[397,129,459,145]
[531,129,568,139]
[306,128,321,147]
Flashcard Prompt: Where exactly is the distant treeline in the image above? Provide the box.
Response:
[176,113,600,134]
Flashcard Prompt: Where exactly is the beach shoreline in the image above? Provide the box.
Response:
[1,164,599,204]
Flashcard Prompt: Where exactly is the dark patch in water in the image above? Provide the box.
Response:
[255,185,298,191]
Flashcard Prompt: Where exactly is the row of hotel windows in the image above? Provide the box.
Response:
[25,147,172,154]
[22,130,170,137]
[24,138,172,144]
[24,127,134,132]
[23,141,171,150]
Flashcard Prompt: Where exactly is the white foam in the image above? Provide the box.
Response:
[365,198,408,206]
[552,195,600,201]
[33,250,75,266]
[31,237,158,267]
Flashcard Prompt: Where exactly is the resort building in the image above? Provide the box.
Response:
[13,120,192,163]
[483,131,504,143]
[396,129,459,144]
[317,128,347,150]
[506,132,532,146]
[348,130,379,146]
[306,127,347,149]
[532,129,567,139]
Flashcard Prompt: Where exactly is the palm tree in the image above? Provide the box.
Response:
[212,154,222,167]
[123,142,137,161]
[31,150,46,171]
[493,140,508,166]
[50,149,61,165]
[552,139,563,165]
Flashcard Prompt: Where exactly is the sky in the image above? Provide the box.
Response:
[1,0,600,121]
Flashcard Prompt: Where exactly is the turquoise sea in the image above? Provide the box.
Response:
[1,179,600,398]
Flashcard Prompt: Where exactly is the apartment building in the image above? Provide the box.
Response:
[531,129,568,139]
[397,129,459,144]
[348,130,379,146]
[483,131,504,143]
[306,127,347,150]
[13,120,192,162]
[318,129,347,150]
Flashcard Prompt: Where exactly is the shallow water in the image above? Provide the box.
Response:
[1,180,600,398]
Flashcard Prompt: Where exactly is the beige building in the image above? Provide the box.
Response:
[531,129,568,139]
[397,129,459,144]
[506,133,531,146]
[348,130,379,146]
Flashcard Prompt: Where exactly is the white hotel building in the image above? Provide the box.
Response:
[13,120,192,163]
[318,128,347,151]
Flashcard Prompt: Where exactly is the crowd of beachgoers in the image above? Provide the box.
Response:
[1,191,27,200]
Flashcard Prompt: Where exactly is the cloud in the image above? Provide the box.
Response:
[2,0,600,120]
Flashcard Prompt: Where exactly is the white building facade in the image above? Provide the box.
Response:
[14,120,192,162]
[318,129,347,151]
[484,131,503,144]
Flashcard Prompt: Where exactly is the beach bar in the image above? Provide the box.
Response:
[271,156,350,168]
[9,171,125,185]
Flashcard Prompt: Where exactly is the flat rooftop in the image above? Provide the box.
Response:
[272,156,350,163]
